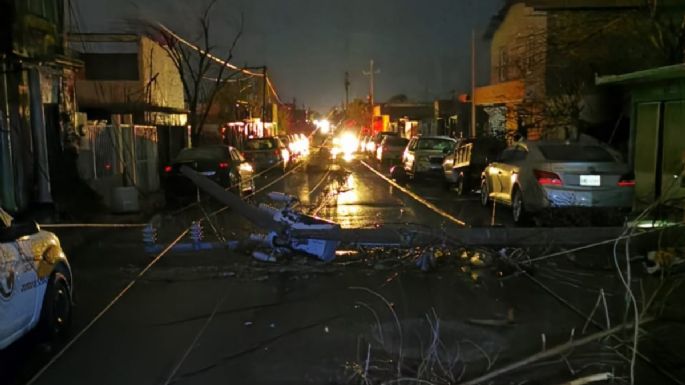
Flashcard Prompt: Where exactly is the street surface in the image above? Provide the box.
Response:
[1,147,683,385]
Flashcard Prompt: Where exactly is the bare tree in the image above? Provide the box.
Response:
[643,3,685,64]
[144,0,245,145]
[501,5,684,141]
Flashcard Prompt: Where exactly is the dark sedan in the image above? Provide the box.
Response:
[162,145,254,205]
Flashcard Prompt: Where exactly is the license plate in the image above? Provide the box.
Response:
[200,171,216,176]
[580,175,600,186]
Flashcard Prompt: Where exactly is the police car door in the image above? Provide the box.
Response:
[0,242,38,345]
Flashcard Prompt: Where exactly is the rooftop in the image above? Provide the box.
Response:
[483,0,676,39]
[596,63,685,85]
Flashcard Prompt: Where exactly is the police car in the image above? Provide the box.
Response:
[0,208,72,349]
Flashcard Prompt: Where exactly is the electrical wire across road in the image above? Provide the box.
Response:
[25,153,312,385]
[38,223,149,229]
[360,160,467,227]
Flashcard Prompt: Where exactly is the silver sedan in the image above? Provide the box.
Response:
[480,139,635,224]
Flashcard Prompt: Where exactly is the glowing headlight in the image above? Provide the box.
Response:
[339,132,359,153]
[239,163,253,172]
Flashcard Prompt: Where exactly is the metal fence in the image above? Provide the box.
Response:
[79,123,159,194]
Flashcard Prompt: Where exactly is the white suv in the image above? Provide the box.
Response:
[403,136,457,178]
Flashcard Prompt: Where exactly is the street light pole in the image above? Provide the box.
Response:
[362,59,380,106]
[344,71,350,112]
[471,29,477,138]
[262,66,268,126]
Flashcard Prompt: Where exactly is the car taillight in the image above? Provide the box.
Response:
[164,165,173,173]
[534,169,563,186]
[617,175,635,187]
[218,162,229,169]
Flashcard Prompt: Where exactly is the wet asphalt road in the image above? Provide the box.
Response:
[1,148,683,385]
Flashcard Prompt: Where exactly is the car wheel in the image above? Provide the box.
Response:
[455,175,465,196]
[38,267,72,339]
[410,165,419,181]
[512,188,527,225]
[480,179,490,207]
[390,166,406,181]
[229,172,241,196]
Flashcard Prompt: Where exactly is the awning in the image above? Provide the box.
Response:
[474,79,525,106]
[596,64,685,86]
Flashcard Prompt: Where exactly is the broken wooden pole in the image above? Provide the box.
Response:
[180,166,285,233]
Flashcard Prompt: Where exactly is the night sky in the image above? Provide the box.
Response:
[75,0,502,112]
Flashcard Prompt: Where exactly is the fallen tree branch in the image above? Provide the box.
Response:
[458,317,653,385]
[555,372,613,385]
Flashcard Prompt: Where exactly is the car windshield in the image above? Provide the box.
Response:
[538,145,615,162]
[176,147,225,161]
[245,139,277,150]
[416,139,454,151]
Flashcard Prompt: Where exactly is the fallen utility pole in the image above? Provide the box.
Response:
[458,317,654,385]
[180,166,423,250]
[180,165,286,233]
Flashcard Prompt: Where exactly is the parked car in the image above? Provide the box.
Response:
[0,208,73,350]
[368,131,399,155]
[359,136,371,154]
[480,139,635,224]
[277,135,300,163]
[242,137,290,172]
[443,136,506,195]
[402,136,457,179]
[376,136,409,167]
[163,145,254,204]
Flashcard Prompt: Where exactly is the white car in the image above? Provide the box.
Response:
[402,136,457,178]
[0,210,73,350]
[480,138,634,224]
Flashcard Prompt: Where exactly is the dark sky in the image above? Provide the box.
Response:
[74,0,502,112]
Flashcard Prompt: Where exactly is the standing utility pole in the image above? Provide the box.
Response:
[344,71,350,112]
[470,30,477,138]
[362,59,380,105]
[262,66,268,125]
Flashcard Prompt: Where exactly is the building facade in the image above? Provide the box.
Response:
[478,0,684,143]
[0,0,81,213]
[67,33,187,205]
[597,64,685,212]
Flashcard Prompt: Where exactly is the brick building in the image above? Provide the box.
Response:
[477,0,685,143]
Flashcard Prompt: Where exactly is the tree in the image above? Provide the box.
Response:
[144,0,244,145]
[345,98,371,129]
[387,94,409,103]
[500,4,685,141]
[642,3,685,64]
